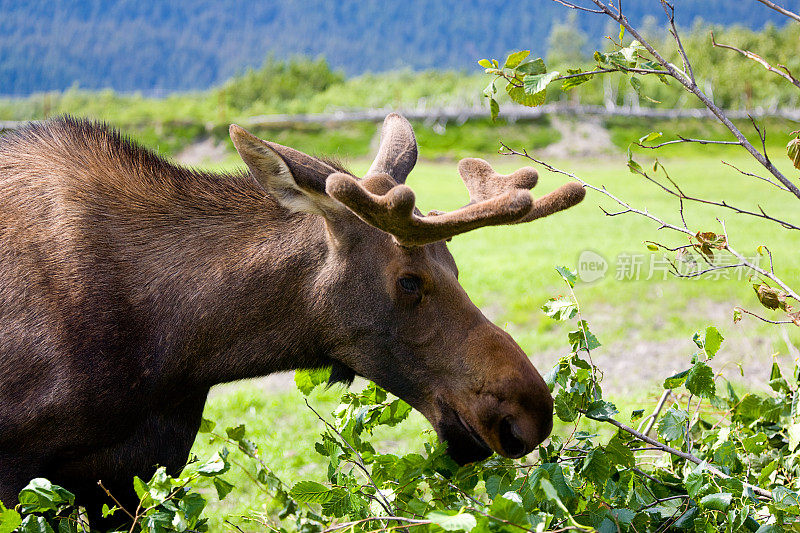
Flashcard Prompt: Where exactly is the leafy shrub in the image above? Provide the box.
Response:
[222,56,345,112]
[3,266,799,531]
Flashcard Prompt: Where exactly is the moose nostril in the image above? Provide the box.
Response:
[498,417,527,458]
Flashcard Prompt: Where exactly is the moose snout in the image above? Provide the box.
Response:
[459,321,555,460]
[496,399,554,458]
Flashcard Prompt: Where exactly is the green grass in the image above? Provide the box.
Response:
[187,149,800,528]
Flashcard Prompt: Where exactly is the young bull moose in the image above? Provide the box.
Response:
[0,114,585,523]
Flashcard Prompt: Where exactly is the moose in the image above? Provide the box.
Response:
[0,113,585,524]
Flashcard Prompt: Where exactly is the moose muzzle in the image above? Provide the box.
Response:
[437,321,554,464]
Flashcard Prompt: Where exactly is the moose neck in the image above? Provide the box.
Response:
[134,195,333,390]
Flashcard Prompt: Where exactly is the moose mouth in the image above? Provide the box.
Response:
[436,400,493,465]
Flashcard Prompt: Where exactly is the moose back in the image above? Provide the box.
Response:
[0,114,584,521]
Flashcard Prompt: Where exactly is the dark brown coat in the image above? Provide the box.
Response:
[0,115,584,523]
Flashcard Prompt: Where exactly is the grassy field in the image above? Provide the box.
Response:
[185,146,800,529]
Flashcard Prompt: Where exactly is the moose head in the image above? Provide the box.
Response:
[230,114,585,464]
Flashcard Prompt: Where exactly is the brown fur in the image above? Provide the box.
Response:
[0,116,559,526]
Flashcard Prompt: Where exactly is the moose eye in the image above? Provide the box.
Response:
[397,275,422,294]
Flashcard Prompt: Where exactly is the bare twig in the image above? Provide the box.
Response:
[638,494,690,510]
[499,142,693,235]
[554,66,672,81]
[638,390,671,437]
[321,516,431,533]
[551,0,604,13]
[627,160,800,231]
[721,160,790,192]
[734,307,796,325]
[584,0,800,199]
[499,144,800,303]
[711,31,800,89]
[599,415,773,499]
[636,136,741,149]
[754,0,800,23]
[96,480,136,521]
[661,1,695,84]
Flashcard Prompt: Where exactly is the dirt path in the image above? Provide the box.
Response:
[538,116,616,159]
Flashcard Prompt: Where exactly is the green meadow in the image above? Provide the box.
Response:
[187,141,800,527]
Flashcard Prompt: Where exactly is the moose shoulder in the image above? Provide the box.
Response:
[0,114,585,522]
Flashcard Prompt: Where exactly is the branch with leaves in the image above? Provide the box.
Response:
[484,0,800,327]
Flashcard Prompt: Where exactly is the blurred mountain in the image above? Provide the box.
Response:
[0,0,794,95]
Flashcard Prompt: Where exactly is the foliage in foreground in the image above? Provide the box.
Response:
[1,267,799,532]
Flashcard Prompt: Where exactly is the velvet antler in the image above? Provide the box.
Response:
[326,172,534,246]
[457,158,586,224]
[366,113,418,184]
[324,115,585,246]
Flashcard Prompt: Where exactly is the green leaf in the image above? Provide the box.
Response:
[213,477,235,500]
[704,326,724,357]
[506,84,545,107]
[580,448,610,488]
[427,511,477,532]
[554,390,577,422]
[198,418,215,433]
[478,59,493,68]
[568,322,601,352]
[541,297,577,321]
[504,50,530,69]
[197,449,230,476]
[17,479,74,514]
[585,400,618,421]
[638,131,663,143]
[734,394,763,422]
[769,362,789,393]
[772,486,800,512]
[658,408,688,441]
[489,98,499,122]
[561,68,593,90]
[377,398,412,426]
[133,476,148,501]
[629,75,642,95]
[742,432,768,454]
[294,367,332,395]
[320,488,351,517]
[0,508,22,533]
[516,58,546,75]
[685,361,715,398]
[698,492,733,511]
[225,424,246,441]
[555,266,577,288]
[523,71,560,96]
[787,422,800,451]
[18,516,55,533]
[489,494,528,524]
[605,435,634,468]
[663,370,689,389]
[289,481,332,504]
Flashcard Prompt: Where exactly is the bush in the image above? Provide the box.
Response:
[3,266,798,532]
[222,56,345,112]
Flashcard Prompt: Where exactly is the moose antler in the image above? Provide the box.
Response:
[457,158,586,224]
[327,156,585,247]
[324,113,585,246]
[367,113,418,184]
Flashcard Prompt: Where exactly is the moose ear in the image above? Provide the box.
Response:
[229,124,343,217]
